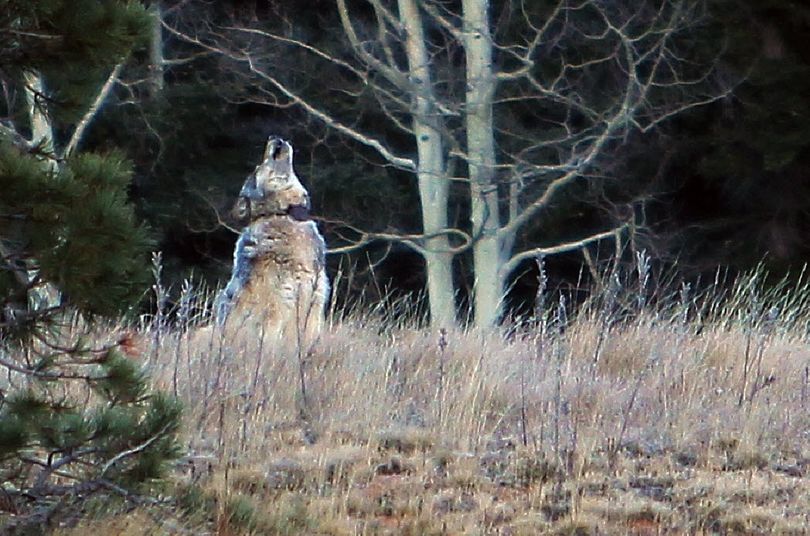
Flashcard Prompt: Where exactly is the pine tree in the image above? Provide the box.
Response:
[0,2,182,531]
[0,0,154,323]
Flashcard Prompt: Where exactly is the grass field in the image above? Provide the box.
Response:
[15,270,810,534]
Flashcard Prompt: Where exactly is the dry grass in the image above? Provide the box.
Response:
[8,270,810,534]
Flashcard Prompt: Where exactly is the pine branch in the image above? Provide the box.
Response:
[0,354,106,381]
[32,448,99,491]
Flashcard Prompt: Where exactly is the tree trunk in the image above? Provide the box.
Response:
[422,199,455,328]
[23,71,56,165]
[21,71,61,310]
[148,2,164,98]
[399,0,456,327]
[463,0,502,328]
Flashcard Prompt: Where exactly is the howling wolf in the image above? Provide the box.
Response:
[215,138,329,344]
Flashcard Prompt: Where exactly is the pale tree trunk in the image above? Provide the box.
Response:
[23,72,56,166]
[421,175,455,328]
[462,0,502,328]
[22,71,59,308]
[148,2,164,98]
[398,0,456,327]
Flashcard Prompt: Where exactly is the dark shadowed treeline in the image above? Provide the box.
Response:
[6,0,810,317]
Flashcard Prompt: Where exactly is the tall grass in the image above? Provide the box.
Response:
[138,268,809,455]
[12,263,810,534]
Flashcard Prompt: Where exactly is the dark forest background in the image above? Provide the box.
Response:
[5,0,810,319]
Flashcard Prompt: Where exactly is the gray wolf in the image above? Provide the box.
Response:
[215,138,329,345]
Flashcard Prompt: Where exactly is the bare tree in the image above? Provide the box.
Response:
[168,0,731,327]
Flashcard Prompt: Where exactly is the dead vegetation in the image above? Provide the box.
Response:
[12,268,810,534]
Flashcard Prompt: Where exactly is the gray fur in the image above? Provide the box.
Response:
[214,228,257,324]
[214,137,328,338]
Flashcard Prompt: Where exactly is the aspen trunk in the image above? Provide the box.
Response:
[399,0,456,327]
[148,2,164,98]
[463,0,503,327]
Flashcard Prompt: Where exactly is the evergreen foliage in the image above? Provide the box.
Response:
[0,2,182,532]
[0,0,150,124]
[0,143,152,328]
[0,344,183,532]
[0,0,153,329]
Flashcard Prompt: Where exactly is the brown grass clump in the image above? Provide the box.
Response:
[51,511,179,536]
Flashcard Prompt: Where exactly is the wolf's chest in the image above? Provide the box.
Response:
[250,218,322,272]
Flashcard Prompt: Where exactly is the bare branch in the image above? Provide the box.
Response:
[161,50,215,66]
[335,0,410,90]
[499,117,621,238]
[498,0,722,239]
[162,22,415,171]
[222,26,368,80]
[500,224,628,278]
[100,423,174,478]
[496,0,566,80]
[63,63,123,159]
[421,1,463,40]
[321,217,473,256]
[245,54,415,170]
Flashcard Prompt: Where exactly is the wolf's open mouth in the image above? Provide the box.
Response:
[287,204,310,221]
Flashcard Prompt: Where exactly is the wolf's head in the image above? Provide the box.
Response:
[234,137,311,224]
